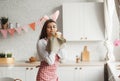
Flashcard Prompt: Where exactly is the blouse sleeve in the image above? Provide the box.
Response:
[37,39,56,65]
[57,43,66,60]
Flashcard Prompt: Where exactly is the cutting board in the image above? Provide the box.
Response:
[81,46,89,61]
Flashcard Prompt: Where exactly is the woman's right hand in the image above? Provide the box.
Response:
[55,32,62,38]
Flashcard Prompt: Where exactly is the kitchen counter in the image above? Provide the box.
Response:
[107,62,120,81]
[0,61,105,67]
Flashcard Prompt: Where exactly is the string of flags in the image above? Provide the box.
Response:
[0,10,60,39]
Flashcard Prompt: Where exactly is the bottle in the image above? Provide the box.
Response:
[76,55,80,63]
[81,46,89,61]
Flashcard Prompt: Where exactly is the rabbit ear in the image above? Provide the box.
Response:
[43,15,49,21]
[39,15,49,27]
[40,15,49,22]
[50,10,60,21]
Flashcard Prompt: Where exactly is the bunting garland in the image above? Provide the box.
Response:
[8,28,15,36]
[22,26,29,32]
[0,10,60,38]
[15,27,22,34]
[29,22,36,31]
[0,29,8,38]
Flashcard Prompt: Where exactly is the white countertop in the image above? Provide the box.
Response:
[0,61,105,67]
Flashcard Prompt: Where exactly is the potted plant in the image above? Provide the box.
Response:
[6,53,12,58]
[0,53,6,58]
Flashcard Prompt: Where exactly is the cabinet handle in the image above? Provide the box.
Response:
[26,68,29,70]
[14,78,22,81]
[79,67,82,70]
[80,37,83,40]
[85,37,87,39]
[118,75,120,78]
[30,68,33,70]
[75,67,77,70]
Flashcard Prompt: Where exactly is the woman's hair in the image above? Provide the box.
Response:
[38,19,56,40]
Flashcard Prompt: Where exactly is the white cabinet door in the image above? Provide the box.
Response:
[58,66,104,81]
[0,67,6,78]
[6,67,26,81]
[79,66,104,81]
[57,67,75,81]
[74,67,82,81]
[26,67,39,81]
[63,3,81,41]
[63,2,105,41]
[0,67,38,81]
[83,3,105,41]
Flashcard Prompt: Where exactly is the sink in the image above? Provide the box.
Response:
[107,62,120,81]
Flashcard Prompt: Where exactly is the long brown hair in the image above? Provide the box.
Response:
[39,19,56,40]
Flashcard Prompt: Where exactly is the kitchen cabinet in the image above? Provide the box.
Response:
[57,67,75,81]
[0,67,38,81]
[75,66,104,81]
[26,67,38,81]
[58,66,104,81]
[6,67,26,81]
[62,2,105,41]
[0,67,6,78]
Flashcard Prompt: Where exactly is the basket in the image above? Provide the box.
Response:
[0,58,14,64]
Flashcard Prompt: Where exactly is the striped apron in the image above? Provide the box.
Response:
[36,55,59,81]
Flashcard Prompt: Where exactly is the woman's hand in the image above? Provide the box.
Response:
[55,32,62,38]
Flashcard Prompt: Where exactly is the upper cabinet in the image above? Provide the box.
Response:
[62,2,105,41]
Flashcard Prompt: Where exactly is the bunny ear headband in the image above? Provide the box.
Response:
[39,10,60,27]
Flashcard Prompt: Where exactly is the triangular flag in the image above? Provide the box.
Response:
[7,28,15,36]
[0,29,8,38]
[15,27,22,34]
[22,26,28,32]
[29,22,35,31]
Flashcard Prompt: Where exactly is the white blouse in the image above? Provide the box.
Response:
[37,39,66,65]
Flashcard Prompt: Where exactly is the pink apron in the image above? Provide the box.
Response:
[36,55,59,81]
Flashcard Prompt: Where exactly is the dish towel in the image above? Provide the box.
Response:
[46,36,66,53]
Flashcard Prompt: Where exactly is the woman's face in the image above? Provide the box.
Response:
[46,22,57,37]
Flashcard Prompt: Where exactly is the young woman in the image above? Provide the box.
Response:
[36,19,66,81]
